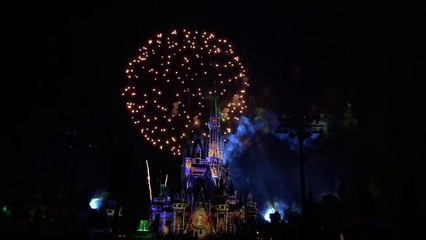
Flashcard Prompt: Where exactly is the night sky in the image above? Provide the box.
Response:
[4,1,425,225]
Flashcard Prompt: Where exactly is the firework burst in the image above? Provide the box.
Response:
[122,29,249,156]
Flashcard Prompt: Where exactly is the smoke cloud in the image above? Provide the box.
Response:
[224,108,341,217]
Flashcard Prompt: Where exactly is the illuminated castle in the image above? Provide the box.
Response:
[149,106,258,239]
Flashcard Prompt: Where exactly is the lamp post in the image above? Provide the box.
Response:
[66,129,91,230]
[276,115,324,218]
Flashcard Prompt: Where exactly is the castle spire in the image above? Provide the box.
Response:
[212,78,218,117]
[214,80,218,117]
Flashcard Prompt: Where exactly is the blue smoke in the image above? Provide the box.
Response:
[223,116,256,164]
[223,109,338,216]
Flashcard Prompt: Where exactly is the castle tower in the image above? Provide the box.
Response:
[182,89,226,195]
[206,93,224,185]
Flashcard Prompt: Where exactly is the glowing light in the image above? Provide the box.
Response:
[1,206,11,216]
[137,219,149,232]
[263,208,275,222]
[89,198,102,210]
[122,29,249,155]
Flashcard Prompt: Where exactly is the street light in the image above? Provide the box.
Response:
[276,115,324,218]
[65,129,91,229]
